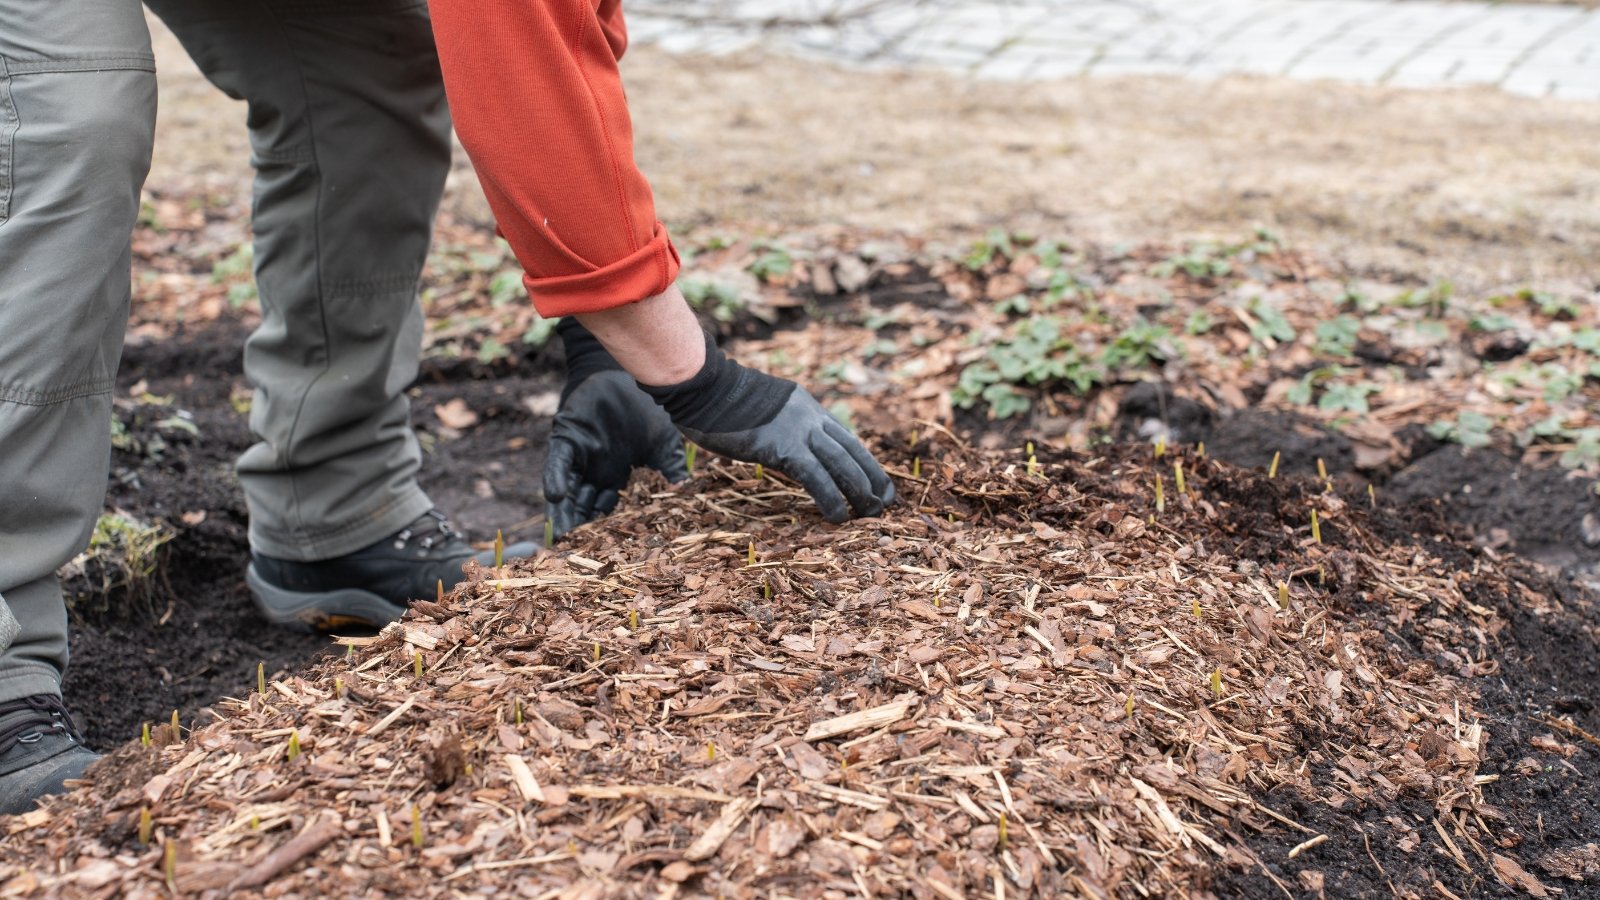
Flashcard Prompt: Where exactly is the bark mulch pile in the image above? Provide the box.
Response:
[5,434,1585,898]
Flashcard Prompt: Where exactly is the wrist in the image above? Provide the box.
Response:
[640,333,794,434]
[572,284,707,386]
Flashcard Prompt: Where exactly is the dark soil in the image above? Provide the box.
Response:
[61,316,560,749]
[1194,460,1600,898]
[1388,445,1600,578]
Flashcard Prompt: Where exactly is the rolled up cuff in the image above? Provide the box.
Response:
[526,222,681,318]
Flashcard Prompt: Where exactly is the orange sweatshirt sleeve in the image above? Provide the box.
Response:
[430,0,680,317]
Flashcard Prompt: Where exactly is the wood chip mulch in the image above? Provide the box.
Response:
[1,439,1547,898]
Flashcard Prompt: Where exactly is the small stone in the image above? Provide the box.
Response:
[833,256,871,294]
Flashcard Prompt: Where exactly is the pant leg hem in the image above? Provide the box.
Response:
[0,666,63,705]
[248,486,434,562]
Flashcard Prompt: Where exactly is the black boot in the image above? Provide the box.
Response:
[247,510,535,631]
[0,695,97,816]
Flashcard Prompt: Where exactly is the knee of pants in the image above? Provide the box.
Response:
[53,71,158,194]
[3,66,156,225]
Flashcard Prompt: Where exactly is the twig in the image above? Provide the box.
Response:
[1363,831,1400,898]
[227,815,342,890]
[1287,833,1327,858]
[1537,714,1600,748]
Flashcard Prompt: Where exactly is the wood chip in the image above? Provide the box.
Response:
[365,696,417,738]
[504,754,545,803]
[682,798,757,862]
[803,695,916,742]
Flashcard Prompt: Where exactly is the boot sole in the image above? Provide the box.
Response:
[246,564,407,633]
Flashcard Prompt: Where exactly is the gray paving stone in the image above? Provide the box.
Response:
[627,0,1600,102]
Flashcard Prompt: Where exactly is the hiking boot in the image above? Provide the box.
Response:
[246,510,535,631]
[0,694,98,816]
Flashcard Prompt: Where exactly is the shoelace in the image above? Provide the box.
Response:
[390,510,460,553]
[0,695,85,757]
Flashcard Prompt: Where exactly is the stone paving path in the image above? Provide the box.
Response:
[627,0,1600,99]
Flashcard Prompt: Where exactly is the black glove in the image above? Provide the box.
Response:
[641,332,894,523]
[545,320,689,539]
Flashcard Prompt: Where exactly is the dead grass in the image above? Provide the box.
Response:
[144,16,1600,298]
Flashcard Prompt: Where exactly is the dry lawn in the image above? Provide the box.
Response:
[147,17,1600,295]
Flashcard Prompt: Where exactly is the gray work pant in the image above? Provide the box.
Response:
[0,0,451,703]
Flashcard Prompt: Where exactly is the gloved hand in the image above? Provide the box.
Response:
[545,321,689,539]
[640,332,894,522]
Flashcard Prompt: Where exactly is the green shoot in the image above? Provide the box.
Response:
[437,579,444,603]
[1210,669,1223,698]
[1124,695,1135,717]
[1154,437,1166,459]
[747,541,756,567]
[707,742,716,763]
[1277,581,1289,610]
[493,530,504,568]
[762,580,772,600]
[164,839,177,889]
[1174,461,1186,495]
[257,661,265,696]
[286,730,301,762]
[1368,484,1376,507]
[998,813,1009,851]
[1316,458,1328,483]
[141,722,151,748]
[333,677,343,699]
[912,457,922,479]
[1027,455,1040,477]
[170,710,181,741]
[138,808,153,845]
[685,441,697,475]
[1025,441,1034,458]
[754,463,764,480]
[1268,451,1281,479]
[544,519,554,547]
[1191,599,1202,617]
[413,650,424,677]
[1197,441,1206,459]
[249,815,260,831]
[1311,509,1322,544]
[1154,474,1165,514]
[513,697,523,725]
[410,804,423,849]
[629,609,639,631]
[345,643,354,659]
[592,641,601,663]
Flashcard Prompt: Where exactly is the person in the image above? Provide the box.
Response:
[0,0,893,814]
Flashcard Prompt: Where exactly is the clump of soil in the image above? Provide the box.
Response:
[9,438,1596,898]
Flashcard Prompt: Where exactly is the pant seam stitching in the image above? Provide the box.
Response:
[4,57,155,75]
[257,0,329,536]
[0,380,115,406]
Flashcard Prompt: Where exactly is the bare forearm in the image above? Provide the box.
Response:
[573,285,706,387]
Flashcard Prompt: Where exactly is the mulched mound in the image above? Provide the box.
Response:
[5,438,1586,898]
